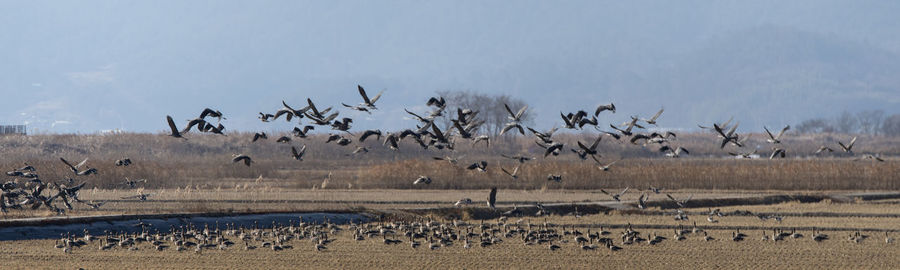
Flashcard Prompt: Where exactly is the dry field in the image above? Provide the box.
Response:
[3,204,900,270]
[2,233,898,269]
[3,190,900,269]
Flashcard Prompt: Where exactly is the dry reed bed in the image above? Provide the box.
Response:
[0,133,898,190]
[365,159,900,190]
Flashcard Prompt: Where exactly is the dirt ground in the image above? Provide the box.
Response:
[3,189,900,269]
[2,215,899,269]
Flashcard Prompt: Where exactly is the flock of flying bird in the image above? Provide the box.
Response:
[160,85,882,211]
[1,85,885,216]
[0,156,143,214]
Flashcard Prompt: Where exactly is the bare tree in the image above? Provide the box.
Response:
[795,118,833,134]
[834,110,859,133]
[857,110,885,135]
[882,114,900,136]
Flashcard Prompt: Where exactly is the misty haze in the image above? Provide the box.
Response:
[4,1,900,134]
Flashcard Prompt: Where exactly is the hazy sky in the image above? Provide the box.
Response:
[2,1,899,133]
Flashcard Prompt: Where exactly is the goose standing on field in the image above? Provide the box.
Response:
[548,240,560,251]
[487,187,497,210]
[115,158,132,166]
[232,154,253,166]
[637,194,648,209]
[17,163,35,172]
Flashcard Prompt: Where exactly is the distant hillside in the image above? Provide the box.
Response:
[4,2,900,133]
[619,26,900,131]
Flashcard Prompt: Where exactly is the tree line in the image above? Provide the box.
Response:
[796,110,900,135]
[431,91,899,137]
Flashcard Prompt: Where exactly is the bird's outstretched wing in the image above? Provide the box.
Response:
[166,115,180,135]
[59,158,77,172]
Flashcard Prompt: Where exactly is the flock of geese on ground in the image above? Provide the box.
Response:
[0,85,889,216]
[48,215,896,255]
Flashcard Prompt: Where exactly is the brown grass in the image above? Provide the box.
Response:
[0,132,898,190]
